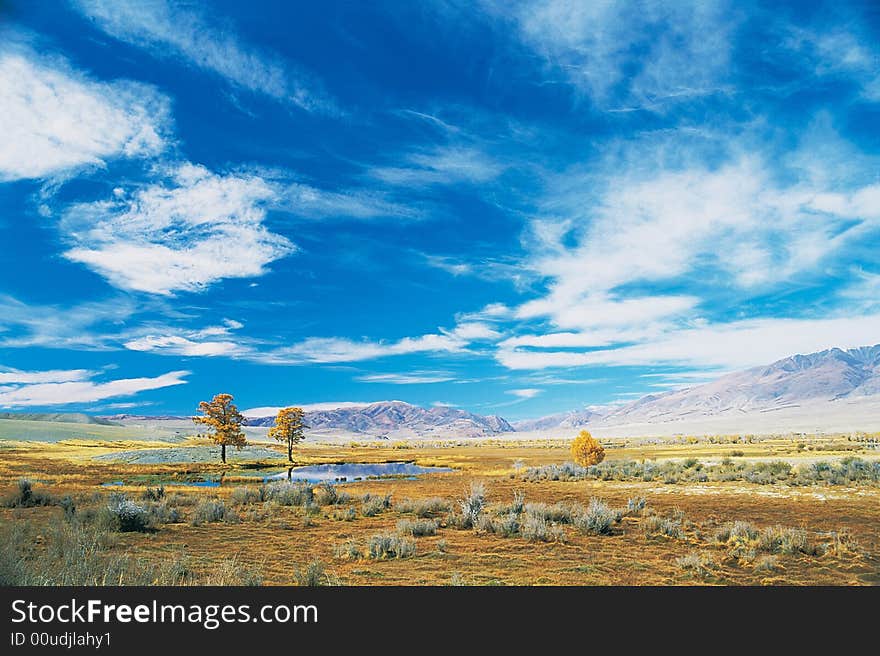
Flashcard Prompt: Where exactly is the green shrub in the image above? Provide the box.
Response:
[397,518,439,536]
[263,481,313,506]
[361,493,392,517]
[573,499,621,535]
[368,534,416,559]
[643,514,685,539]
[230,486,262,505]
[3,479,55,508]
[294,559,329,586]
[459,481,486,528]
[191,499,239,526]
[104,494,153,532]
[396,497,451,517]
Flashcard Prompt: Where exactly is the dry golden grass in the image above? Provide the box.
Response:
[1,437,878,585]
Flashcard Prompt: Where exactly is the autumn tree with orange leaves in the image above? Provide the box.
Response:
[193,393,247,464]
[570,429,605,467]
[268,406,308,462]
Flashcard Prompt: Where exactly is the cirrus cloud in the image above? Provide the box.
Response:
[0,369,189,407]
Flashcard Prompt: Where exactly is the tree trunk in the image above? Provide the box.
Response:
[288,441,293,463]
[221,443,226,464]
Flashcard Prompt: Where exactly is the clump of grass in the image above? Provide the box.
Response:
[822,530,861,558]
[675,552,715,578]
[396,497,451,517]
[146,500,182,524]
[294,559,329,586]
[263,481,314,506]
[397,518,439,537]
[332,540,363,561]
[155,552,196,585]
[459,481,486,528]
[753,555,779,573]
[331,507,357,522]
[202,556,263,586]
[757,526,815,555]
[141,486,165,502]
[191,499,239,526]
[368,534,416,559]
[626,496,647,515]
[643,514,685,540]
[478,512,521,538]
[230,486,262,505]
[360,493,392,517]
[449,572,467,586]
[573,498,621,535]
[3,479,55,508]
[59,496,76,522]
[520,514,550,542]
[523,501,578,524]
[166,492,197,507]
[496,491,526,516]
[714,520,759,543]
[315,483,350,506]
[104,493,153,532]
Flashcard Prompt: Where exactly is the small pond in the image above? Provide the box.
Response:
[261,461,453,483]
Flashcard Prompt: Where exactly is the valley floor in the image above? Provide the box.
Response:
[1,435,878,585]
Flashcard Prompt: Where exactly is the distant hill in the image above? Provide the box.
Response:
[0,412,120,426]
[512,407,605,432]
[517,344,880,434]
[245,400,514,438]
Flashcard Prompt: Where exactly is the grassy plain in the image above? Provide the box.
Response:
[0,428,878,586]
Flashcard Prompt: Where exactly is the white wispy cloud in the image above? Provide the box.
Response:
[0,369,189,407]
[0,368,96,384]
[515,124,880,338]
[370,145,502,187]
[0,295,139,350]
[72,0,334,112]
[497,313,880,371]
[61,163,295,295]
[356,372,455,385]
[423,254,537,290]
[489,0,736,109]
[785,24,880,100]
[242,402,384,417]
[265,321,500,364]
[508,388,541,399]
[123,319,250,357]
[285,183,415,220]
[0,42,170,181]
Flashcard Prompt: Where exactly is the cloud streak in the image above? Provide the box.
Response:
[0,369,189,407]
[72,0,335,112]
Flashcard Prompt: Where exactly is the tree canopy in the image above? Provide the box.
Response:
[193,393,247,464]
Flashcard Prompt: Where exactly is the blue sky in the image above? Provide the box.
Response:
[1,0,879,420]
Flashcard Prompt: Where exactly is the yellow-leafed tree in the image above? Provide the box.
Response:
[193,393,247,464]
[570,429,605,467]
[268,406,308,463]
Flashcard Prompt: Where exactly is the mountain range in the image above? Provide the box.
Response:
[0,412,119,426]
[243,400,514,438]
[515,344,880,436]
[27,344,880,438]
